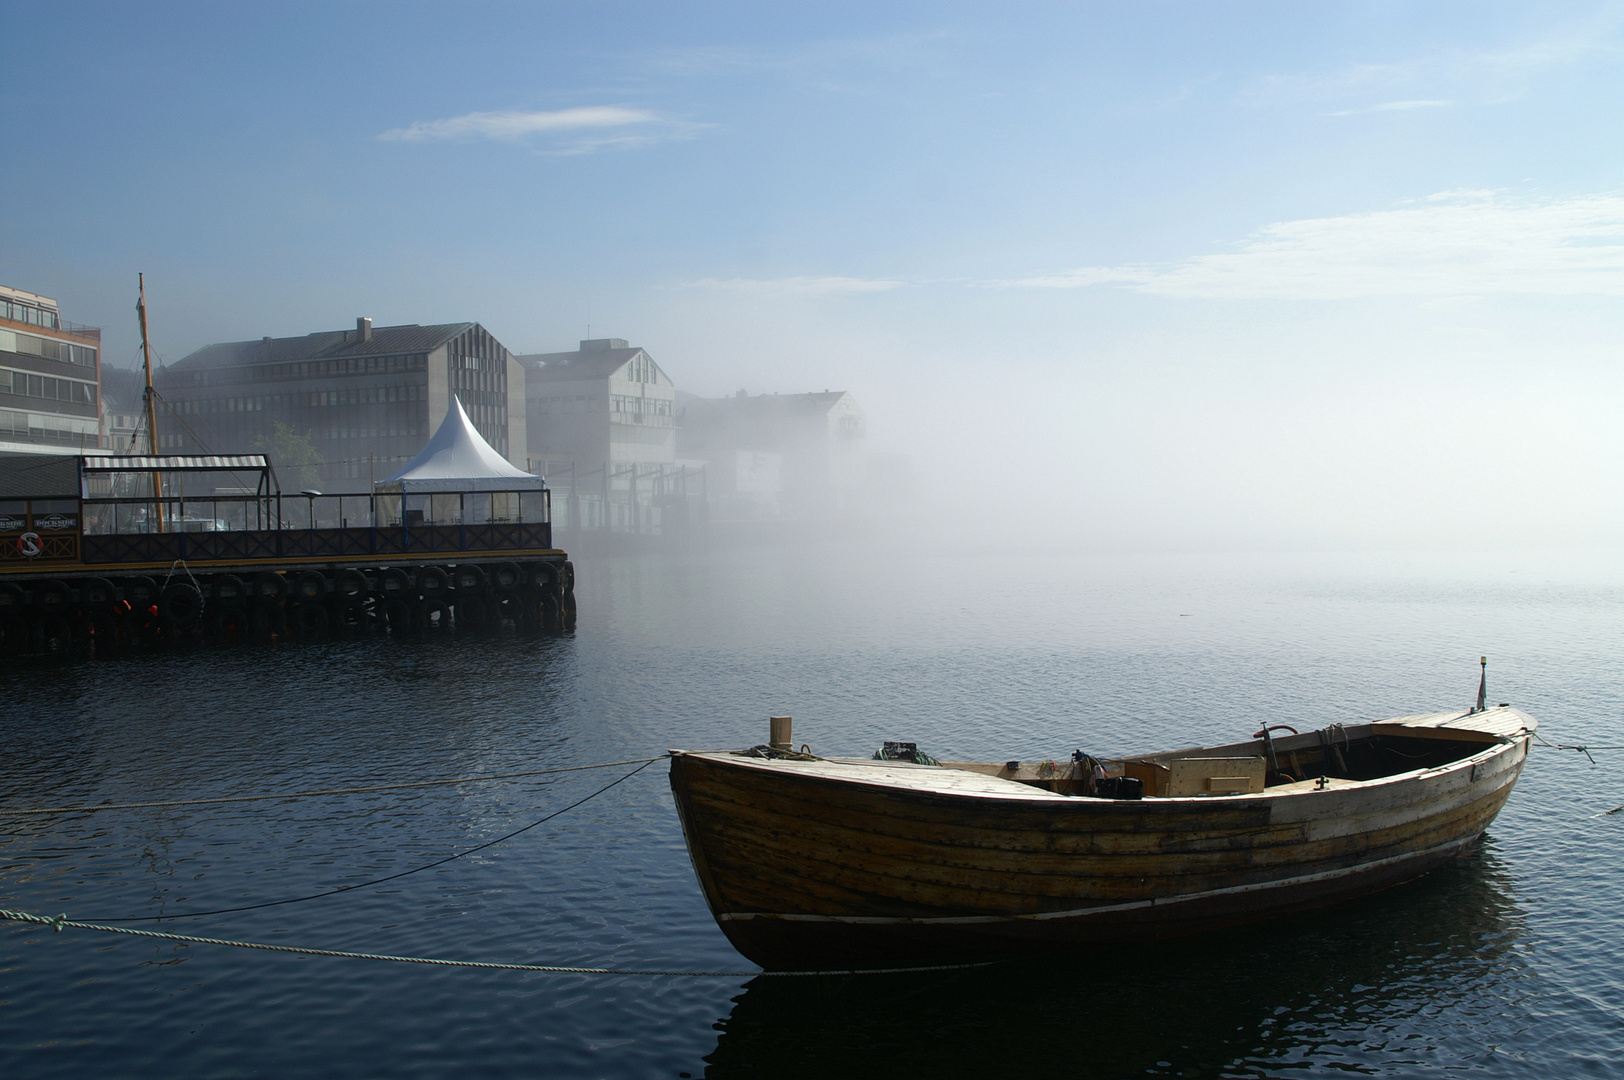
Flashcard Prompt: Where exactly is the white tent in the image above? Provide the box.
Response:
[377,397,546,494]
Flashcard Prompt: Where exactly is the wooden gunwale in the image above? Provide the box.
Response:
[671,709,1531,935]
[676,745,1523,919]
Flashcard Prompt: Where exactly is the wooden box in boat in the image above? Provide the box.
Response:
[668,706,1536,970]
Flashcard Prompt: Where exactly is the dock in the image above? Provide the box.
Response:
[0,452,574,655]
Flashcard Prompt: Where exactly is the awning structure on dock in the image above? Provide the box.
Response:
[0,453,83,500]
[82,455,271,473]
[378,397,546,494]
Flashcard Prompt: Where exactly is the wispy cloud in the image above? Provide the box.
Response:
[994,191,1624,300]
[686,275,910,296]
[1246,18,1621,115]
[378,106,686,153]
[1329,98,1452,117]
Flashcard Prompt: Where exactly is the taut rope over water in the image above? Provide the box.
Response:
[0,908,995,979]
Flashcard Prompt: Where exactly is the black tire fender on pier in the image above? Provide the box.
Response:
[251,604,286,641]
[488,562,522,593]
[331,596,368,634]
[0,583,24,613]
[38,612,74,652]
[292,601,329,639]
[251,572,286,604]
[0,612,29,652]
[160,584,205,631]
[33,579,71,611]
[418,566,450,600]
[561,560,575,594]
[210,604,249,640]
[455,596,487,632]
[124,575,161,613]
[86,610,121,650]
[335,568,369,598]
[81,577,119,611]
[419,597,451,632]
[381,596,415,636]
[292,570,327,602]
[539,591,562,634]
[377,567,411,597]
[452,564,488,594]
[562,589,577,631]
[528,562,559,598]
[212,573,249,607]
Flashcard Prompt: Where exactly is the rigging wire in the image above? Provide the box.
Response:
[84,757,662,924]
[0,756,667,816]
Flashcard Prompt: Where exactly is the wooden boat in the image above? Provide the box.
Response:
[669,704,1536,970]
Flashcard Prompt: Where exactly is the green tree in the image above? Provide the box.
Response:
[254,421,323,493]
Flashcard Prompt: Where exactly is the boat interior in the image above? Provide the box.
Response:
[930,717,1516,799]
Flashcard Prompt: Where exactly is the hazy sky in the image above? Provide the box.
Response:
[5,2,1624,549]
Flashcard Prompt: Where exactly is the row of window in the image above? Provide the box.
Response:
[623,356,658,384]
[0,300,60,329]
[174,383,428,415]
[310,423,429,442]
[0,408,100,440]
[182,353,428,386]
[538,395,599,414]
[159,417,431,450]
[450,366,504,393]
[0,367,97,405]
[0,329,97,366]
[610,394,673,416]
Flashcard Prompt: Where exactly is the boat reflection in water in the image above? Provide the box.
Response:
[701,843,1531,1079]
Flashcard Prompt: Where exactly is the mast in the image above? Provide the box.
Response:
[136,273,164,531]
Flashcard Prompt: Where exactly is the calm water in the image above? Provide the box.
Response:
[2,542,1622,1078]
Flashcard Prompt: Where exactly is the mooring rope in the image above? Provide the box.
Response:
[86,757,663,923]
[0,757,667,817]
[1529,729,1624,766]
[0,907,993,978]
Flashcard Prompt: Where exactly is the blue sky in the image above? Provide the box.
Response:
[5,2,1624,547]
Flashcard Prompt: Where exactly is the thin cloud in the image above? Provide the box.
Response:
[1330,98,1452,116]
[686,276,910,296]
[1246,19,1621,114]
[378,106,679,152]
[994,191,1624,300]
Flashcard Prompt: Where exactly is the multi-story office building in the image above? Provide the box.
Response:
[519,338,676,473]
[0,285,103,452]
[156,318,526,491]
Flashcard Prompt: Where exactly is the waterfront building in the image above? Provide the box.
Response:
[519,338,676,475]
[0,284,103,453]
[156,318,526,492]
[676,389,867,517]
[99,366,145,452]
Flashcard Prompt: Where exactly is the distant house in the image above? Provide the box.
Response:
[155,318,526,492]
[676,389,866,517]
[518,338,676,474]
[99,366,146,453]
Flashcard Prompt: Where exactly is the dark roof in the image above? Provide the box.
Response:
[517,347,645,384]
[677,390,852,416]
[0,453,81,499]
[168,323,476,371]
[98,366,145,411]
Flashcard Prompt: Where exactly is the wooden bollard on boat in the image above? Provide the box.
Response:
[769,716,792,750]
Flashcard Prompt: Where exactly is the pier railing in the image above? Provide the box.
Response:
[78,521,553,565]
